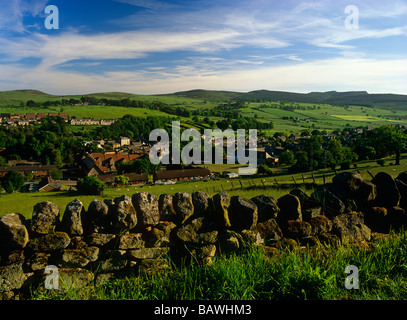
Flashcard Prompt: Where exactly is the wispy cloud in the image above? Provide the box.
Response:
[114,0,177,10]
[0,0,48,33]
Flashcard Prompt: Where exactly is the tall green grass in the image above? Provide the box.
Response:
[31,230,407,300]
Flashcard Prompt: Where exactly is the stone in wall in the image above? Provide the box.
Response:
[212,192,231,228]
[29,201,60,235]
[311,189,345,219]
[372,172,400,208]
[289,189,321,221]
[277,194,302,221]
[132,192,160,227]
[331,212,371,243]
[60,199,85,236]
[228,196,258,232]
[0,213,29,252]
[0,263,27,294]
[192,191,213,217]
[87,199,110,233]
[109,195,138,232]
[158,194,176,222]
[175,217,218,245]
[27,232,71,252]
[250,195,279,223]
[255,218,283,242]
[173,192,194,225]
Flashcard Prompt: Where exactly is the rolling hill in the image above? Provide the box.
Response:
[1,88,407,110]
[170,89,407,109]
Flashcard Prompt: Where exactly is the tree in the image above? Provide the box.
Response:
[115,175,129,185]
[279,150,295,166]
[292,151,309,172]
[372,126,407,165]
[49,168,63,180]
[1,170,25,194]
[257,164,273,176]
[77,176,105,195]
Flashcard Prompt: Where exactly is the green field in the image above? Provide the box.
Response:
[2,89,407,134]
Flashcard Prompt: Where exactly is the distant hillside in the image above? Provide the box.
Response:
[1,88,407,110]
[162,89,407,109]
[234,90,407,109]
[167,89,244,101]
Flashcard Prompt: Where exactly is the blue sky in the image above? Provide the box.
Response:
[0,0,406,94]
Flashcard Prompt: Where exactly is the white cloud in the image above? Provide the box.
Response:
[1,57,406,95]
[114,0,177,10]
[0,0,48,33]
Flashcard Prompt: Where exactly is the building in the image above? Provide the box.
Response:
[117,136,131,147]
[38,177,61,192]
[0,164,58,178]
[80,152,145,176]
[153,168,211,182]
[98,173,149,185]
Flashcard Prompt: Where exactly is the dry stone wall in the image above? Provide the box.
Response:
[1,171,407,299]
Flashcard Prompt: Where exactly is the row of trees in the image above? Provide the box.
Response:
[277,126,407,173]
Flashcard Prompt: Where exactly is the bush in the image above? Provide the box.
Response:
[115,175,129,185]
[377,159,386,166]
[1,170,25,194]
[256,164,273,176]
[77,176,105,195]
[340,160,352,170]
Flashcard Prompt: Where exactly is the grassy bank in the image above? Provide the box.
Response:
[31,230,407,300]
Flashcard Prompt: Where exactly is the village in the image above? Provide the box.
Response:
[0,109,393,195]
[0,112,116,127]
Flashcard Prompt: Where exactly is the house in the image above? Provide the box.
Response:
[25,113,36,120]
[223,172,238,179]
[58,112,68,119]
[265,146,285,165]
[98,173,149,185]
[153,168,211,182]
[117,136,131,147]
[0,164,58,178]
[37,113,48,120]
[100,119,117,126]
[38,177,61,192]
[80,152,145,176]
[289,133,301,141]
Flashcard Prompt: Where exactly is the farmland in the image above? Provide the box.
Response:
[2,89,407,135]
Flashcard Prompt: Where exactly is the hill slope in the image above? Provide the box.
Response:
[1,89,407,110]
